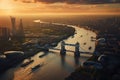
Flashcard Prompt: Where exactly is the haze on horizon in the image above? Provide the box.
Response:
[0,0,120,15]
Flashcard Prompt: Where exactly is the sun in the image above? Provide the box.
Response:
[0,0,14,15]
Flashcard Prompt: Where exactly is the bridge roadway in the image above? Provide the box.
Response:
[64,43,76,46]
[38,46,93,54]
[50,47,92,54]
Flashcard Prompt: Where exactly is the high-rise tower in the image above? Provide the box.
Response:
[0,27,10,40]
[18,19,24,37]
[10,16,16,37]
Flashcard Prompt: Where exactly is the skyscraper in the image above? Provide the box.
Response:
[0,27,10,40]
[10,16,16,37]
[10,17,25,39]
[18,19,24,37]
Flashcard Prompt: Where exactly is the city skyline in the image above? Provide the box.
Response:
[0,0,120,15]
[0,17,24,40]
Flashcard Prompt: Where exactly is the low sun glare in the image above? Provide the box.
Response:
[0,0,119,15]
[0,0,15,15]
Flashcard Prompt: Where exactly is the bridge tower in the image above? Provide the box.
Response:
[60,41,66,55]
[74,42,80,57]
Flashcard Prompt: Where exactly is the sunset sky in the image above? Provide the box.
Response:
[0,0,120,15]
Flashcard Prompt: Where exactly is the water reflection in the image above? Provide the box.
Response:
[60,55,66,66]
[74,56,80,66]
[60,54,80,66]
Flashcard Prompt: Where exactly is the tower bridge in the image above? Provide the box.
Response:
[38,41,81,57]
[32,41,92,57]
[60,41,80,57]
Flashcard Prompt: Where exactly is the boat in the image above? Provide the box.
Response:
[80,35,83,37]
[88,46,92,50]
[21,59,34,67]
[31,63,44,71]
[39,54,45,58]
[91,39,96,42]
[83,42,86,45]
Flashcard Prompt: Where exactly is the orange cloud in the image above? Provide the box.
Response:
[0,0,120,15]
